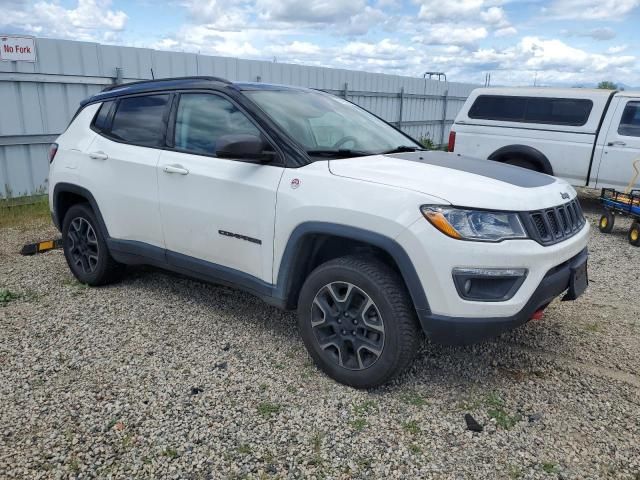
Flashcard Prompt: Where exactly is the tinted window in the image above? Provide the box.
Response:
[174,93,260,156]
[110,95,170,146]
[93,100,114,132]
[618,101,640,137]
[468,95,593,126]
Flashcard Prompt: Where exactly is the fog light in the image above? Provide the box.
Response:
[452,268,528,302]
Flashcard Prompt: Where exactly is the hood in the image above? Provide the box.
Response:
[328,151,575,211]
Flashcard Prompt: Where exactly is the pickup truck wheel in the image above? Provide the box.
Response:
[297,255,421,388]
[629,222,640,246]
[503,157,539,172]
[599,212,615,233]
[62,203,125,286]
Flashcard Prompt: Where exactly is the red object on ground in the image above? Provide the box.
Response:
[531,309,545,321]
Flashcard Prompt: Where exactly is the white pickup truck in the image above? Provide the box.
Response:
[450,88,640,190]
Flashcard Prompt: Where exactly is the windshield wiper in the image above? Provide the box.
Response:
[380,145,426,154]
[306,149,373,158]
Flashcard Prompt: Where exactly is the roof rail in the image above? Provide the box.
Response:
[101,76,231,92]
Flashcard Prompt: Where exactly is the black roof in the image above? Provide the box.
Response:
[82,76,311,106]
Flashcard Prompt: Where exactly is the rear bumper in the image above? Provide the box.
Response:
[419,247,588,345]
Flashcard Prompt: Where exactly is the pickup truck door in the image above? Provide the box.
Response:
[593,97,640,189]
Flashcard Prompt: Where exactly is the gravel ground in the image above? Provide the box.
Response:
[1,190,639,479]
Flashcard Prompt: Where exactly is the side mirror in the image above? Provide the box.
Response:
[215,134,275,163]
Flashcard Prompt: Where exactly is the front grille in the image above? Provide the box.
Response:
[524,198,586,246]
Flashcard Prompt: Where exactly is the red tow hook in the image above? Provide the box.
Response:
[530,309,545,321]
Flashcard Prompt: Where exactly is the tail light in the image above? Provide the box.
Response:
[447,131,456,152]
[48,143,58,164]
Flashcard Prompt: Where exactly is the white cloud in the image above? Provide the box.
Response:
[413,25,488,46]
[567,27,617,41]
[257,0,365,24]
[495,26,517,37]
[416,0,488,21]
[0,0,128,41]
[545,0,640,20]
[607,45,628,54]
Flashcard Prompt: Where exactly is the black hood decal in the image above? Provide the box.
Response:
[386,151,555,188]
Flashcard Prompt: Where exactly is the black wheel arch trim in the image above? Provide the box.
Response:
[274,222,431,315]
[52,183,111,237]
[488,145,553,175]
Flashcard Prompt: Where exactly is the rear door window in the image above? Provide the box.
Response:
[110,94,170,147]
[617,101,640,137]
[468,95,593,126]
[92,100,114,132]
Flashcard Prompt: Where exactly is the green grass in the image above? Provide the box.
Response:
[349,418,367,431]
[0,197,50,229]
[402,420,421,435]
[353,399,377,416]
[542,462,559,474]
[162,448,179,459]
[0,289,20,307]
[399,392,428,407]
[486,393,521,430]
[237,444,252,455]
[257,401,282,417]
[584,323,602,333]
[311,431,324,452]
[408,443,422,455]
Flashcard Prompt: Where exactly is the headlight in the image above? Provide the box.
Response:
[421,206,528,242]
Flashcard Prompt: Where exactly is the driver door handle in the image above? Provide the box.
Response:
[89,151,108,160]
[163,164,189,175]
[607,141,626,147]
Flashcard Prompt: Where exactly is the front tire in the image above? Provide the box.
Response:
[297,255,421,389]
[62,203,125,286]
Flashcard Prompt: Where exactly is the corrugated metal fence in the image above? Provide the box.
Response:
[0,37,477,199]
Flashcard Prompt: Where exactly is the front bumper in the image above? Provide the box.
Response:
[419,247,588,345]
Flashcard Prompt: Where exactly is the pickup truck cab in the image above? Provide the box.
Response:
[450,88,640,190]
[49,77,590,388]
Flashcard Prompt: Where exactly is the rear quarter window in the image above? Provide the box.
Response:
[109,94,170,147]
[468,95,593,126]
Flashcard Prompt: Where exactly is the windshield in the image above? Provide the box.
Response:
[243,89,422,156]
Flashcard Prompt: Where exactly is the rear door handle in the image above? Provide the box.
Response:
[163,164,189,175]
[89,151,108,160]
[607,141,626,147]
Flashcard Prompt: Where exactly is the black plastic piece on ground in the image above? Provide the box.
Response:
[465,413,483,432]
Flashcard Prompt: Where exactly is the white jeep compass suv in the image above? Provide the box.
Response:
[49,77,590,388]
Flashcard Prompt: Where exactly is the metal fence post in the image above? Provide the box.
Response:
[398,87,404,130]
[440,88,449,147]
[113,67,123,85]
[343,82,348,100]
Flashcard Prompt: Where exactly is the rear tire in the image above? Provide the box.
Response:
[297,255,421,389]
[62,203,125,286]
[629,222,640,247]
[599,212,615,233]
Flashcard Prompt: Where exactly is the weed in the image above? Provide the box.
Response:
[508,465,522,479]
[286,385,297,394]
[237,444,252,455]
[399,392,428,407]
[353,399,377,415]
[69,458,80,473]
[542,462,559,474]
[0,289,19,306]
[257,402,282,417]
[402,420,421,435]
[162,448,179,459]
[311,431,324,453]
[408,443,422,454]
[585,323,601,333]
[259,383,268,392]
[484,392,521,429]
[350,418,367,431]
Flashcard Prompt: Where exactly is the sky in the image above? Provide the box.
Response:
[1,0,639,87]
